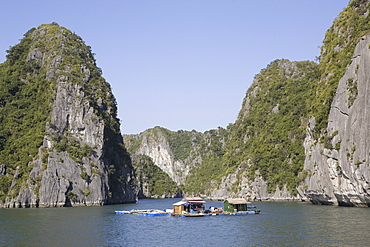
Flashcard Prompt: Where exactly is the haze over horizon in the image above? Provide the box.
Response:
[1,1,349,134]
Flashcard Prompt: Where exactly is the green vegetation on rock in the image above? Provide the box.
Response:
[312,0,370,137]
[183,127,229,194]
[132,154,180,198]
[162,129,200,161]
[0,26,52,199]
[231,60,319,194]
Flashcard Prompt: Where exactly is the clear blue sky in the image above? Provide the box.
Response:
[1,1,349,134]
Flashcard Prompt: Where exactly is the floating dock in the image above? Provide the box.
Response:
[115,209,259,217]
[223,211,259,215]
[170,213,213,217]
[115,197,260,217]
[115,209,170,217]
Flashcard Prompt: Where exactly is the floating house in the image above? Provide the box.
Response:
[224,198,250,212]
[172,197,206,214]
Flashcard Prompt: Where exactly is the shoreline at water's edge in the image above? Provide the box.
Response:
[0,199,139,209]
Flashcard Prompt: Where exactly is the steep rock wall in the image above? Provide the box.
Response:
[126,128,196,184]
[137,134,186,184]
[207,163,305,201]
[304,35,370,206]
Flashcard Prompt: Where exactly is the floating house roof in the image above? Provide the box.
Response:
[182,197,206,203]
[225,198,250,204]
[173,201,186,206]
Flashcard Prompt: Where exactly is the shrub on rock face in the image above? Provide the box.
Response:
[84,189,90,196]
[80,171,89,181]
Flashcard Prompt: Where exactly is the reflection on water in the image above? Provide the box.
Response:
[1,199,370,246]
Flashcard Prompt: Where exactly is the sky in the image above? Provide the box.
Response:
[1,1,349,134]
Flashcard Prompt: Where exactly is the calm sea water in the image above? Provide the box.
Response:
[1,198,370,246]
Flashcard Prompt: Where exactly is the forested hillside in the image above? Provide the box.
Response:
[131,154,181,198]
[219,60,319,195]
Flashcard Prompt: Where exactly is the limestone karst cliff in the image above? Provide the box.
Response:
[304,35,370,206]
[0,23,138,207]
[124,127,210,185]
[302,0,370,206]
[124,128,193,185]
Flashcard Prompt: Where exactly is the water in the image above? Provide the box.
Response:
[1,199,370,246]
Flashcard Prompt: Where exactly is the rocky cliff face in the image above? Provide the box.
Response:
[131,154,181,199]
[134,130,189,184]
[124,127,203,184]
[0,24,137,207]
[206,163,304,201]
[304,35,370,206]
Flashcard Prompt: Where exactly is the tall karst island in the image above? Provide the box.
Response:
[2,0,370,208]
[0,23,138,208]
